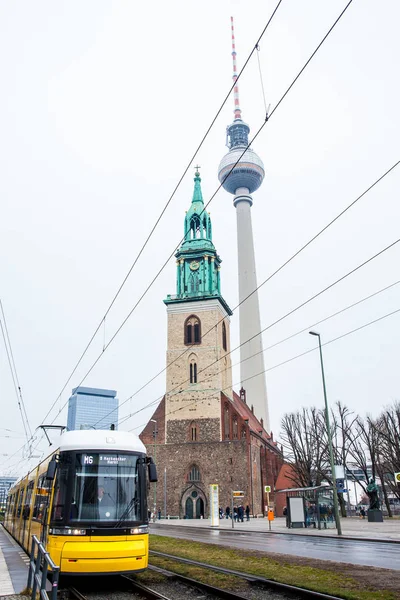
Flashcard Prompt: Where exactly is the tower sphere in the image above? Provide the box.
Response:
[218,146,265,195]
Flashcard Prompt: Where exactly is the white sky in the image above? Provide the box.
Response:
[1,0,399,477]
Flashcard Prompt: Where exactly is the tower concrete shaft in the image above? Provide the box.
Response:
[234,189,269,432]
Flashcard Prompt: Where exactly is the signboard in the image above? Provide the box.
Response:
[395,472,400,483]
[336,479,345,493]
[335,465,345,479]
[232,491,244,497]
[80,454,136,467]
[264,485,271,493]
[210,484,219,527]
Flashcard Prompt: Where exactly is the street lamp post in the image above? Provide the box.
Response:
[309,331,342,536]
[150,419,157,522]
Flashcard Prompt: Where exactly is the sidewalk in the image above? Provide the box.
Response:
[153,516,400,542]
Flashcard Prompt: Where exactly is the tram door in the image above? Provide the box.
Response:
[185,497,193,519]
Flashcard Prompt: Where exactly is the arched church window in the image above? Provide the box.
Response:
[222,321,227,351]
[241,427,247,439]
[190,215,201,239]
[189,360,197,384]
[233,415,238,439]
[202,215,208,238]
[185,315,201,345]
[188,465,200,481]
[189,421,198,442]
[224,404,230,440]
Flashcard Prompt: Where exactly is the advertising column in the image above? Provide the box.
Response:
[210,484,219,527]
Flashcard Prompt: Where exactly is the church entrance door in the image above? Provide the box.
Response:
[185,497,193,519]
[196,497,204,518]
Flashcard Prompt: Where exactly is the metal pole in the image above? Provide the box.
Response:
[151,419,157,522]
[310,331,342,536]
[164,467,167,519]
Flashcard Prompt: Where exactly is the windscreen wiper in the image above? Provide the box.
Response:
[114,497,139,528]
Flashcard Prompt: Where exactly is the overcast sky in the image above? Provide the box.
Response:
[1,0,399,477]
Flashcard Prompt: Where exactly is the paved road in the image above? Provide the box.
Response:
[151,524,400,570]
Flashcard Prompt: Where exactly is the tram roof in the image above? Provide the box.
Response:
[59,429,146,454]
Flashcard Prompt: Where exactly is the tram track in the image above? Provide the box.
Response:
[149,550,344,600]
[65,572,249,600]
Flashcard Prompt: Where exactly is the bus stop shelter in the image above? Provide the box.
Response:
[277,486,336,530]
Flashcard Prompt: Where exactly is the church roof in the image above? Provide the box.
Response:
[229,389,279,451]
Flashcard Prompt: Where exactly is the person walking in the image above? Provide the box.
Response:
[245,505,250,521]
[238,505,244,522]
[225,506,230,519]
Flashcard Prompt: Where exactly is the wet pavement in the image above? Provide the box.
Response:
[151,523,400,570]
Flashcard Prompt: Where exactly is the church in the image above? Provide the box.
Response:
[140,170,283,518]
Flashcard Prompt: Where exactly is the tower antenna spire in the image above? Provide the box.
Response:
[231,16,242,120]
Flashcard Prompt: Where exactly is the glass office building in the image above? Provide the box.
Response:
[67,387,119,431]
[0,477,18,510]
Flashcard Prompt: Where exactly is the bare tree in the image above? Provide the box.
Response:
[375,402,400,503]
[280,408,328,488]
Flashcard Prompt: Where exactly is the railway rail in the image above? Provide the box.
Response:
[65,572,248,600]
[149,550,344,600]
[61,550,345,600]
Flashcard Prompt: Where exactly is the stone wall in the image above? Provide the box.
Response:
[166,417,220,444]
[145,439,250,517]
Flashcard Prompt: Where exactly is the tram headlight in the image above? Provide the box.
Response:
[130,526,149,535]
[49,528,87,536]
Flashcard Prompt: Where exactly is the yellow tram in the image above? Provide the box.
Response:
[4,429,157,575]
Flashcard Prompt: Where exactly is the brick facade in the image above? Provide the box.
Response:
[139,289,283,518]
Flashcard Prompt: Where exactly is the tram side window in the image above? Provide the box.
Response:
[17,487,25,518]
[23,481,34,520]
[32,476,49,523]
[51,465,68,522]
[6,495,12,515]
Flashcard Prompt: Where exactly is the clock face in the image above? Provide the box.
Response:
[189,260,200,271]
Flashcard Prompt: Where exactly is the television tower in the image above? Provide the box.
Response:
[217,17,270,432]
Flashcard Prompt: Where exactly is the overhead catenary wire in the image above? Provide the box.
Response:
[84,0,359,430]
[129,305,400,432]
[38,0,285,430]
[117,240,400,427]
[0,300,33,445]
[101,156,400,430]
[1,0,357,467]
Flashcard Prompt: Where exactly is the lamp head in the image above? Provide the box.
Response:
[309,331,320,337]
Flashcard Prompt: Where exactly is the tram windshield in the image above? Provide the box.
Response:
[50,452,143,525]
[72,453,141,523]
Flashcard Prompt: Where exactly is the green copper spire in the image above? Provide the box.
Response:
[164,168,232,316]
[192,170,203,204]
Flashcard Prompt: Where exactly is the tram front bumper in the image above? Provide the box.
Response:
[49,535,148,574]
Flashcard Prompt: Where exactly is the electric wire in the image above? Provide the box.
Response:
[38,0,285,429]
[117,242,400,427]
[1,0,356,465]
[86,0,358,430]
[130,305,400,431]
[101,157,400,429]
[0,301,32,444]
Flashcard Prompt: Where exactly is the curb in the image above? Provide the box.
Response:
[151,523,400,545]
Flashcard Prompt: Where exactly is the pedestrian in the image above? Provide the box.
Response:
[225,506,230,519]
[360,507,366,519]
[233,506,238,522]
[245,505,250,521]
[238,505,244,522]
[158,508,161,520]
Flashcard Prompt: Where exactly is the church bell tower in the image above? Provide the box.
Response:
[164,169,233,444]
